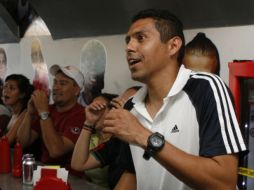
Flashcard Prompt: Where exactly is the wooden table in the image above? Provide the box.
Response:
[0,173,108,190]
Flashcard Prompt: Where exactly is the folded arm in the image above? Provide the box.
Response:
[17,109,39,148]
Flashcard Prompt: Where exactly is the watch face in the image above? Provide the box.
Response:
[151,135,164,148]
[40,112,49,120]
[144,132,165,160]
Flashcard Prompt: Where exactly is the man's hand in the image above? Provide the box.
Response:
[103,108,151,147]
[31,90,49,113]
[109,96,126,109]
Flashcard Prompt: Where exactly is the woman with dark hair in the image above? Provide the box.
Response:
[0,78,11,136]
[2,74,34,145]
[72,87,138,190]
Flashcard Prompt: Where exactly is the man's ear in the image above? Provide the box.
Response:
[75,86,81,97]
[167,36,183,58]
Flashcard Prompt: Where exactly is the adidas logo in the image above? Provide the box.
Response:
[171,125,179,133]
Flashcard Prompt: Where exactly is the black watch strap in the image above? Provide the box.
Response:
[143,148,155,160]
[143,132,165,160]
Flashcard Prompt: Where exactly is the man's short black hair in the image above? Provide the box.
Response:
[132,9,185,64]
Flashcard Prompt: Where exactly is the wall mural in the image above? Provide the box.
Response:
[0,47,7,81]
[78,39,107,106]
[0,37,130,105]
[31,38,49,95]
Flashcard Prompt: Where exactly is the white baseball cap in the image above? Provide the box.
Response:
[50,64,84,90]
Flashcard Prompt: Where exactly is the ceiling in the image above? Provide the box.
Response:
[1,0,254,43]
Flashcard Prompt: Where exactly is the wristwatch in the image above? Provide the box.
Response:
[39,112,50,120]
[143,132,165,160]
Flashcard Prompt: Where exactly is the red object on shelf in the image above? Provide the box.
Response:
[0,136,11,173]
[12,142,23,177]
[228,61,254,120]
[34,168,71,190]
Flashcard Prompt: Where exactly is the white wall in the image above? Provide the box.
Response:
[1,35,140,95]
[2,24,254,95]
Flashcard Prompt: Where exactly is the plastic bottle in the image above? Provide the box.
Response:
[12,142,23,177]
[0,136,11,173]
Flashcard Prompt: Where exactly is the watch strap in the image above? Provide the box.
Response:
[143,148,155,160]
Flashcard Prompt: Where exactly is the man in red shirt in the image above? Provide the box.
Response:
[18,64,85,172]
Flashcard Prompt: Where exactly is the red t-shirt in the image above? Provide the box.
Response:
[32,103,85,169]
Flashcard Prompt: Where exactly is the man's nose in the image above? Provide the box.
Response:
[125,39,136,54]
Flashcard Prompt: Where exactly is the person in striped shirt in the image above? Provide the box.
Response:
[103,9,247,190]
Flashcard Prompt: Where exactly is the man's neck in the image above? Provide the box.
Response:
[56,100,77,112]
[145,64,180,118]
[147,64,179,99]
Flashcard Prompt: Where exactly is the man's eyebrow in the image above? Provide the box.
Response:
[125,30,146,44]
[125,35,130,44]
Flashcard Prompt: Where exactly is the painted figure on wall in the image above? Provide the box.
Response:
[78,39,106,106]
[31,39,49,95]
[0,48,7,80]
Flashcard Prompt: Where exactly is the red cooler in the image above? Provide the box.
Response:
[228,60,254,190]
